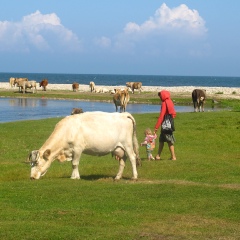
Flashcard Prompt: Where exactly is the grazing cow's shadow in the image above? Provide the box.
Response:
[60,174,131,181]
[82,174,131,181]
[81,174,113,181]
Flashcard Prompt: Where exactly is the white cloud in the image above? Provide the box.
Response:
[124,3,207,36]
[109,3,209,57]
[0,10,82,52]
[94,36,111,48]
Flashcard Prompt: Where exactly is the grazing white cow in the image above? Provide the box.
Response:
[28,112,141,180]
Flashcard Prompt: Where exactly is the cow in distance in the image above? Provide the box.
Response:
[192,89,206,112]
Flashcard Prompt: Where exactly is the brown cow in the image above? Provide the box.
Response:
[71,108,83,115]
[72,82,79,92]
[126,82,143,94]
[113,88,130,112]
[39,79,48,91]
[192,89,206,112]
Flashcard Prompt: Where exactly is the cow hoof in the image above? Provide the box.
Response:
[70,176,80,180]
[131,177,138,181]
[114,176,121,181]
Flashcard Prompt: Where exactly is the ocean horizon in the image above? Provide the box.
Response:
[0,72,239,88]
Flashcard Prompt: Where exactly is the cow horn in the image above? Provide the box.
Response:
[28,150,40,162]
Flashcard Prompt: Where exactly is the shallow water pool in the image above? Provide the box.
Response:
[0,97,218,123]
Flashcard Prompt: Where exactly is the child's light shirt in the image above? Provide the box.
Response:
[143,133,157,150]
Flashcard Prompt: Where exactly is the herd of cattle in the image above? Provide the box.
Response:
[9,77,206,113]
[10,77,205,180]
[9,77,48,93]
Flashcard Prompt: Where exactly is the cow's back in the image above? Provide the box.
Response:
[74,111,133,134]
[49,112,133,142]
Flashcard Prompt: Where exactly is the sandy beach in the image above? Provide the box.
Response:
[0,82,239,99]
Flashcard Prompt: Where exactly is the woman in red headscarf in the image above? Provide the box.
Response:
[154,90,177,160]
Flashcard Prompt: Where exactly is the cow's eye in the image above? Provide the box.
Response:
[30,162,38,167]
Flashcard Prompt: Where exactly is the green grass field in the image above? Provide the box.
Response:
[0,111,240,239]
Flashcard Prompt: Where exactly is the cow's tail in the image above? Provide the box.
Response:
[127,115,142,167]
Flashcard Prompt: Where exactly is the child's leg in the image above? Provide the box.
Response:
[146,150,154,160]
[147,150,151,160]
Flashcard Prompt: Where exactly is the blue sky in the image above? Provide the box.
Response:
[0,1,240,76]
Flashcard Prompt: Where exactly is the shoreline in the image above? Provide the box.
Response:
[0,82,239,99]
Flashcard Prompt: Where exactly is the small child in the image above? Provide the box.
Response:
[141,128,157,161]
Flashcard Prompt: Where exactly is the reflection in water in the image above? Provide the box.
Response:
[8,98,37,107]
[0,97,220,123]
[40,98,48,107]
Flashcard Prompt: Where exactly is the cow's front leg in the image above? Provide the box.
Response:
[71,152,81,179]
[71,164,80,179]
[115,158,126,180]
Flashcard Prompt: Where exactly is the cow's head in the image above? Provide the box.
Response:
[28,149,52,180]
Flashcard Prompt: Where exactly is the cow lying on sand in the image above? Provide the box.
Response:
[28,112,141,180]
[192,89,206,112]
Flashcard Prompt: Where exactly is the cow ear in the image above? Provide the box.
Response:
[43,149,51,161]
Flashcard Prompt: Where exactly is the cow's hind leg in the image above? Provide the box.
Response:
[113,147,127,180]
[115,158,126,180]
[125,147,138,180]
[193,101,197,112]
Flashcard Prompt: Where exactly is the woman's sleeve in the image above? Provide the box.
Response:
[154,103,166,131]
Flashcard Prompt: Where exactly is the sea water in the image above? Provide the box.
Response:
[0,72,239,87]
